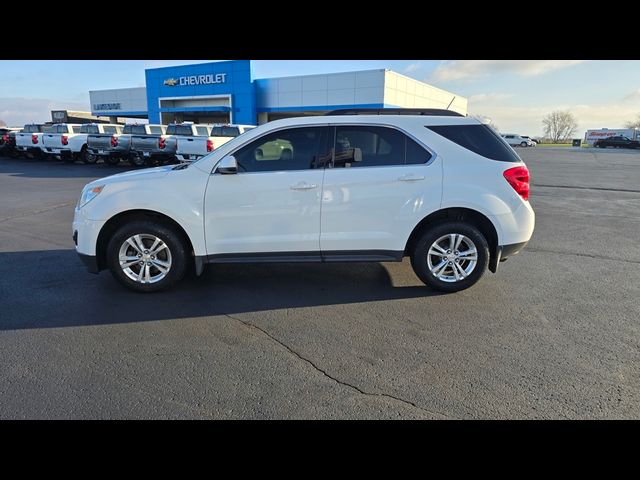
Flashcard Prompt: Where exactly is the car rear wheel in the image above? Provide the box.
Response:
[106,220,188,293]
[410,222,489,293]
[520,141,528,147]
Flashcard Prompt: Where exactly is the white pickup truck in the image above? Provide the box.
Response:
[42,123,122,163]
[175,124,255,162]
[14,124,51,158]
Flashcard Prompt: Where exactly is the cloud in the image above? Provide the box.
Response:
[623,88,640,102]
[431,60,586,82]
[404,62,422,73]
[468,92,514,103]
[0,97,89,126]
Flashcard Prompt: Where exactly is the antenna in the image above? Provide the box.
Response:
[446,96,456,110]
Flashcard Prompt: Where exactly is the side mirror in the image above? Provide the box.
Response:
[216,155,238,175]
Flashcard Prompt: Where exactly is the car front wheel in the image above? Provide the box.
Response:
[410,222,489,293]
[106,220,188,292]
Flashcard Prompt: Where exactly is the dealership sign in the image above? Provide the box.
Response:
[93,103,122,110]
[164,73,227,87]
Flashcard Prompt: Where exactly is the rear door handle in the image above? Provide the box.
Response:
[290,182,318,191]
[398,174,425,182]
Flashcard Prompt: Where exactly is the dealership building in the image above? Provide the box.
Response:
[88,60,467,126]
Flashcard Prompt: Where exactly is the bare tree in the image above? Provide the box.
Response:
[0,119,6,127]
[542,110,578,143]
[625,115,640,129]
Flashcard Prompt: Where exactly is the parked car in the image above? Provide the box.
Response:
[176,124,255,162]
[131,123,213,166]
[520,135,537,146]
[501,133,534,147]
[42,123,122,163]
[15,124,52,158]
[99,124,166,167]
[73,109,535,293]
[86,124,125,165]
[593,135,640,149]
[0,127,21,157]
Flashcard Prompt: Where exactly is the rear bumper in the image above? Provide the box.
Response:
[489,241,528,273]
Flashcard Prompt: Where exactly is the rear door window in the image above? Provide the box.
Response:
[132,125,147,135]
[176,125,194,136]
[211,126,241,137]
[103,126,119,134]
[427,124,521,162]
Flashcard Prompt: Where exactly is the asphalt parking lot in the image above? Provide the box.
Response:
[1,148,638,419]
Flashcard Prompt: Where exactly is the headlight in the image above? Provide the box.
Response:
[78,185,105,208]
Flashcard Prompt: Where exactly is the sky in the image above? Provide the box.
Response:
[1,60,639,136]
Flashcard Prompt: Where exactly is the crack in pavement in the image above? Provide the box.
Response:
[0,202,76,224]
[526,248,640,264]
[222,312,451,419]
[534,184,640,194]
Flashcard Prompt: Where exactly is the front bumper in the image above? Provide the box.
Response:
[77,252,100,274]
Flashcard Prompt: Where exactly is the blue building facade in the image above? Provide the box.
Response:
[144,60,255,125]
[90,61,467,125]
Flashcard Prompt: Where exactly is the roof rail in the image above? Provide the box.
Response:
[325,108,465,117]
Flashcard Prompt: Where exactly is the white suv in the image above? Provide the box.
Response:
[73,110,535,293]
[501,133,534,147]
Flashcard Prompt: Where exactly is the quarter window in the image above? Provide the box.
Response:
[233,127,326,173]
[427,124,521,163]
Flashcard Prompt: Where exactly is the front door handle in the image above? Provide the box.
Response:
[398,174,425,182]
[290,182,318,191]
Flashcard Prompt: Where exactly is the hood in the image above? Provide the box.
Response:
[89,165,176,187]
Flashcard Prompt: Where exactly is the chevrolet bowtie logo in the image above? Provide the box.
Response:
[163,78,178,86]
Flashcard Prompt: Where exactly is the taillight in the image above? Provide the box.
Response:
[61,135,69,146]
[32,134,38,144]
[158,136,166,149]
[2,134,8,143]
[206,139,214,152]
[110,135,118,147]
[503,166,530,201]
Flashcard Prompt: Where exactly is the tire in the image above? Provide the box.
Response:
[85,150,98,165]
[520,141,528,147]
[105,156,121,166]
[79,145,90,164]
[106,220,188,293]
[410,221,489,293]
[130,153,146,167]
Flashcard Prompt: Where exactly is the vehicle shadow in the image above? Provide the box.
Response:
[0,155,138,179]
[0,249,439,331]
